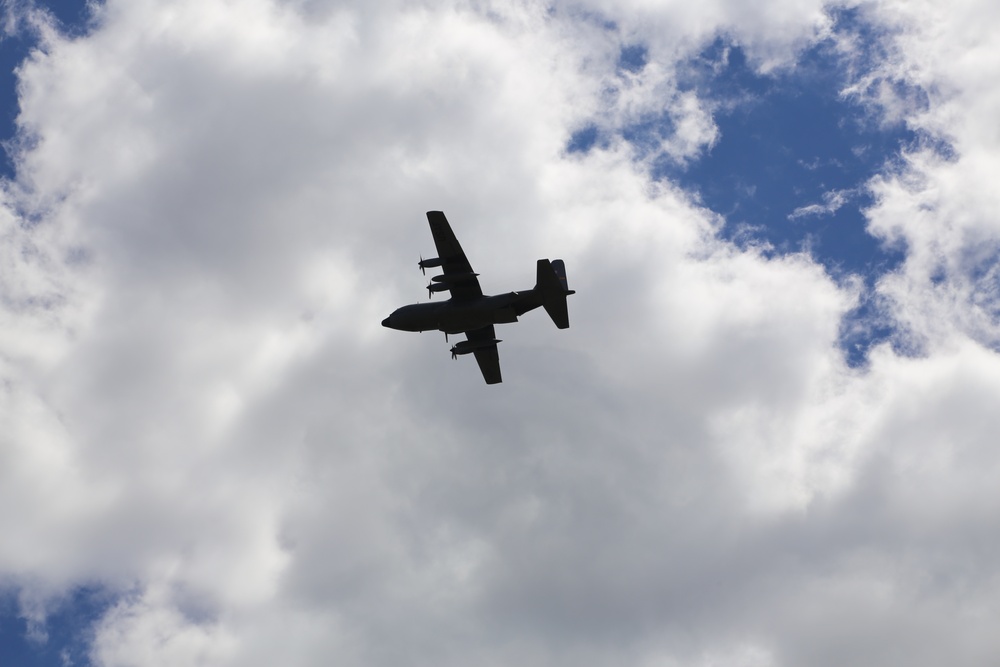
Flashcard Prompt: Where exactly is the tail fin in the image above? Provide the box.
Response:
[535,259,576,329]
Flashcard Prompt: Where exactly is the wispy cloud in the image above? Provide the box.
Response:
[788,187,856,219]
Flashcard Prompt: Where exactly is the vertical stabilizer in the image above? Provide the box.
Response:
[535,259,576,329]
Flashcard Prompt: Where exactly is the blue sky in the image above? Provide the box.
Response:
[672,33,914,366]
[0,1,91,176]
[571,18,920,366]
[0,587,109,667]
[3,2,1000,666]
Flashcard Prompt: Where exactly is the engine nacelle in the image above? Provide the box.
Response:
[450,338,502,357]
[418,257,444,274]
[431,272,479,284]
[427,282,451,293]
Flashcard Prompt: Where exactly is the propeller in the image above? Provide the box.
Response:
[419,255,426,275]
[450,346,458,360]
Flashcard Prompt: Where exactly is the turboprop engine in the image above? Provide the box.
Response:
[427,271,481,297]
[431,272,479,284]
[450,338,502,359]
[418,256,443,274]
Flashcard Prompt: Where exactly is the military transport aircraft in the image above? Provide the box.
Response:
[382,211,575,384]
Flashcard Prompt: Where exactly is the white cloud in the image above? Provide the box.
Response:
[853,0,1000,349]
[788,188,854,220]
[2,1,1000,666]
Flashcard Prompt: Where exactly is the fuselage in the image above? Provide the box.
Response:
[382,292,540,335]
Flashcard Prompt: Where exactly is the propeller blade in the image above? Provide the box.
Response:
[419,255,426,275]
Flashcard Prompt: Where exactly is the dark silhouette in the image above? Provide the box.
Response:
[382,211,575,384]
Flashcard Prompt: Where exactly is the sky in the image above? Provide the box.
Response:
[2,0,1000,666]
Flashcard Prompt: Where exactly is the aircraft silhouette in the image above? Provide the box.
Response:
[382,211,575,384]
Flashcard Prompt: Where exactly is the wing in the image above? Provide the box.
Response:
[426,211,484,300]
[466,325,502,384]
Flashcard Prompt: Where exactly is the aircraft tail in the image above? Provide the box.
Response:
[535,259,576,329]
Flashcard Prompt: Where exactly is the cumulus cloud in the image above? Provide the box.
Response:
[854,0,1000,349]
[2,1,1000,666]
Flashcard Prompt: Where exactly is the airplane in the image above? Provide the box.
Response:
[382,211,576,384]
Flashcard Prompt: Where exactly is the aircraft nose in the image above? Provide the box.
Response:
[381,316,391,327]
